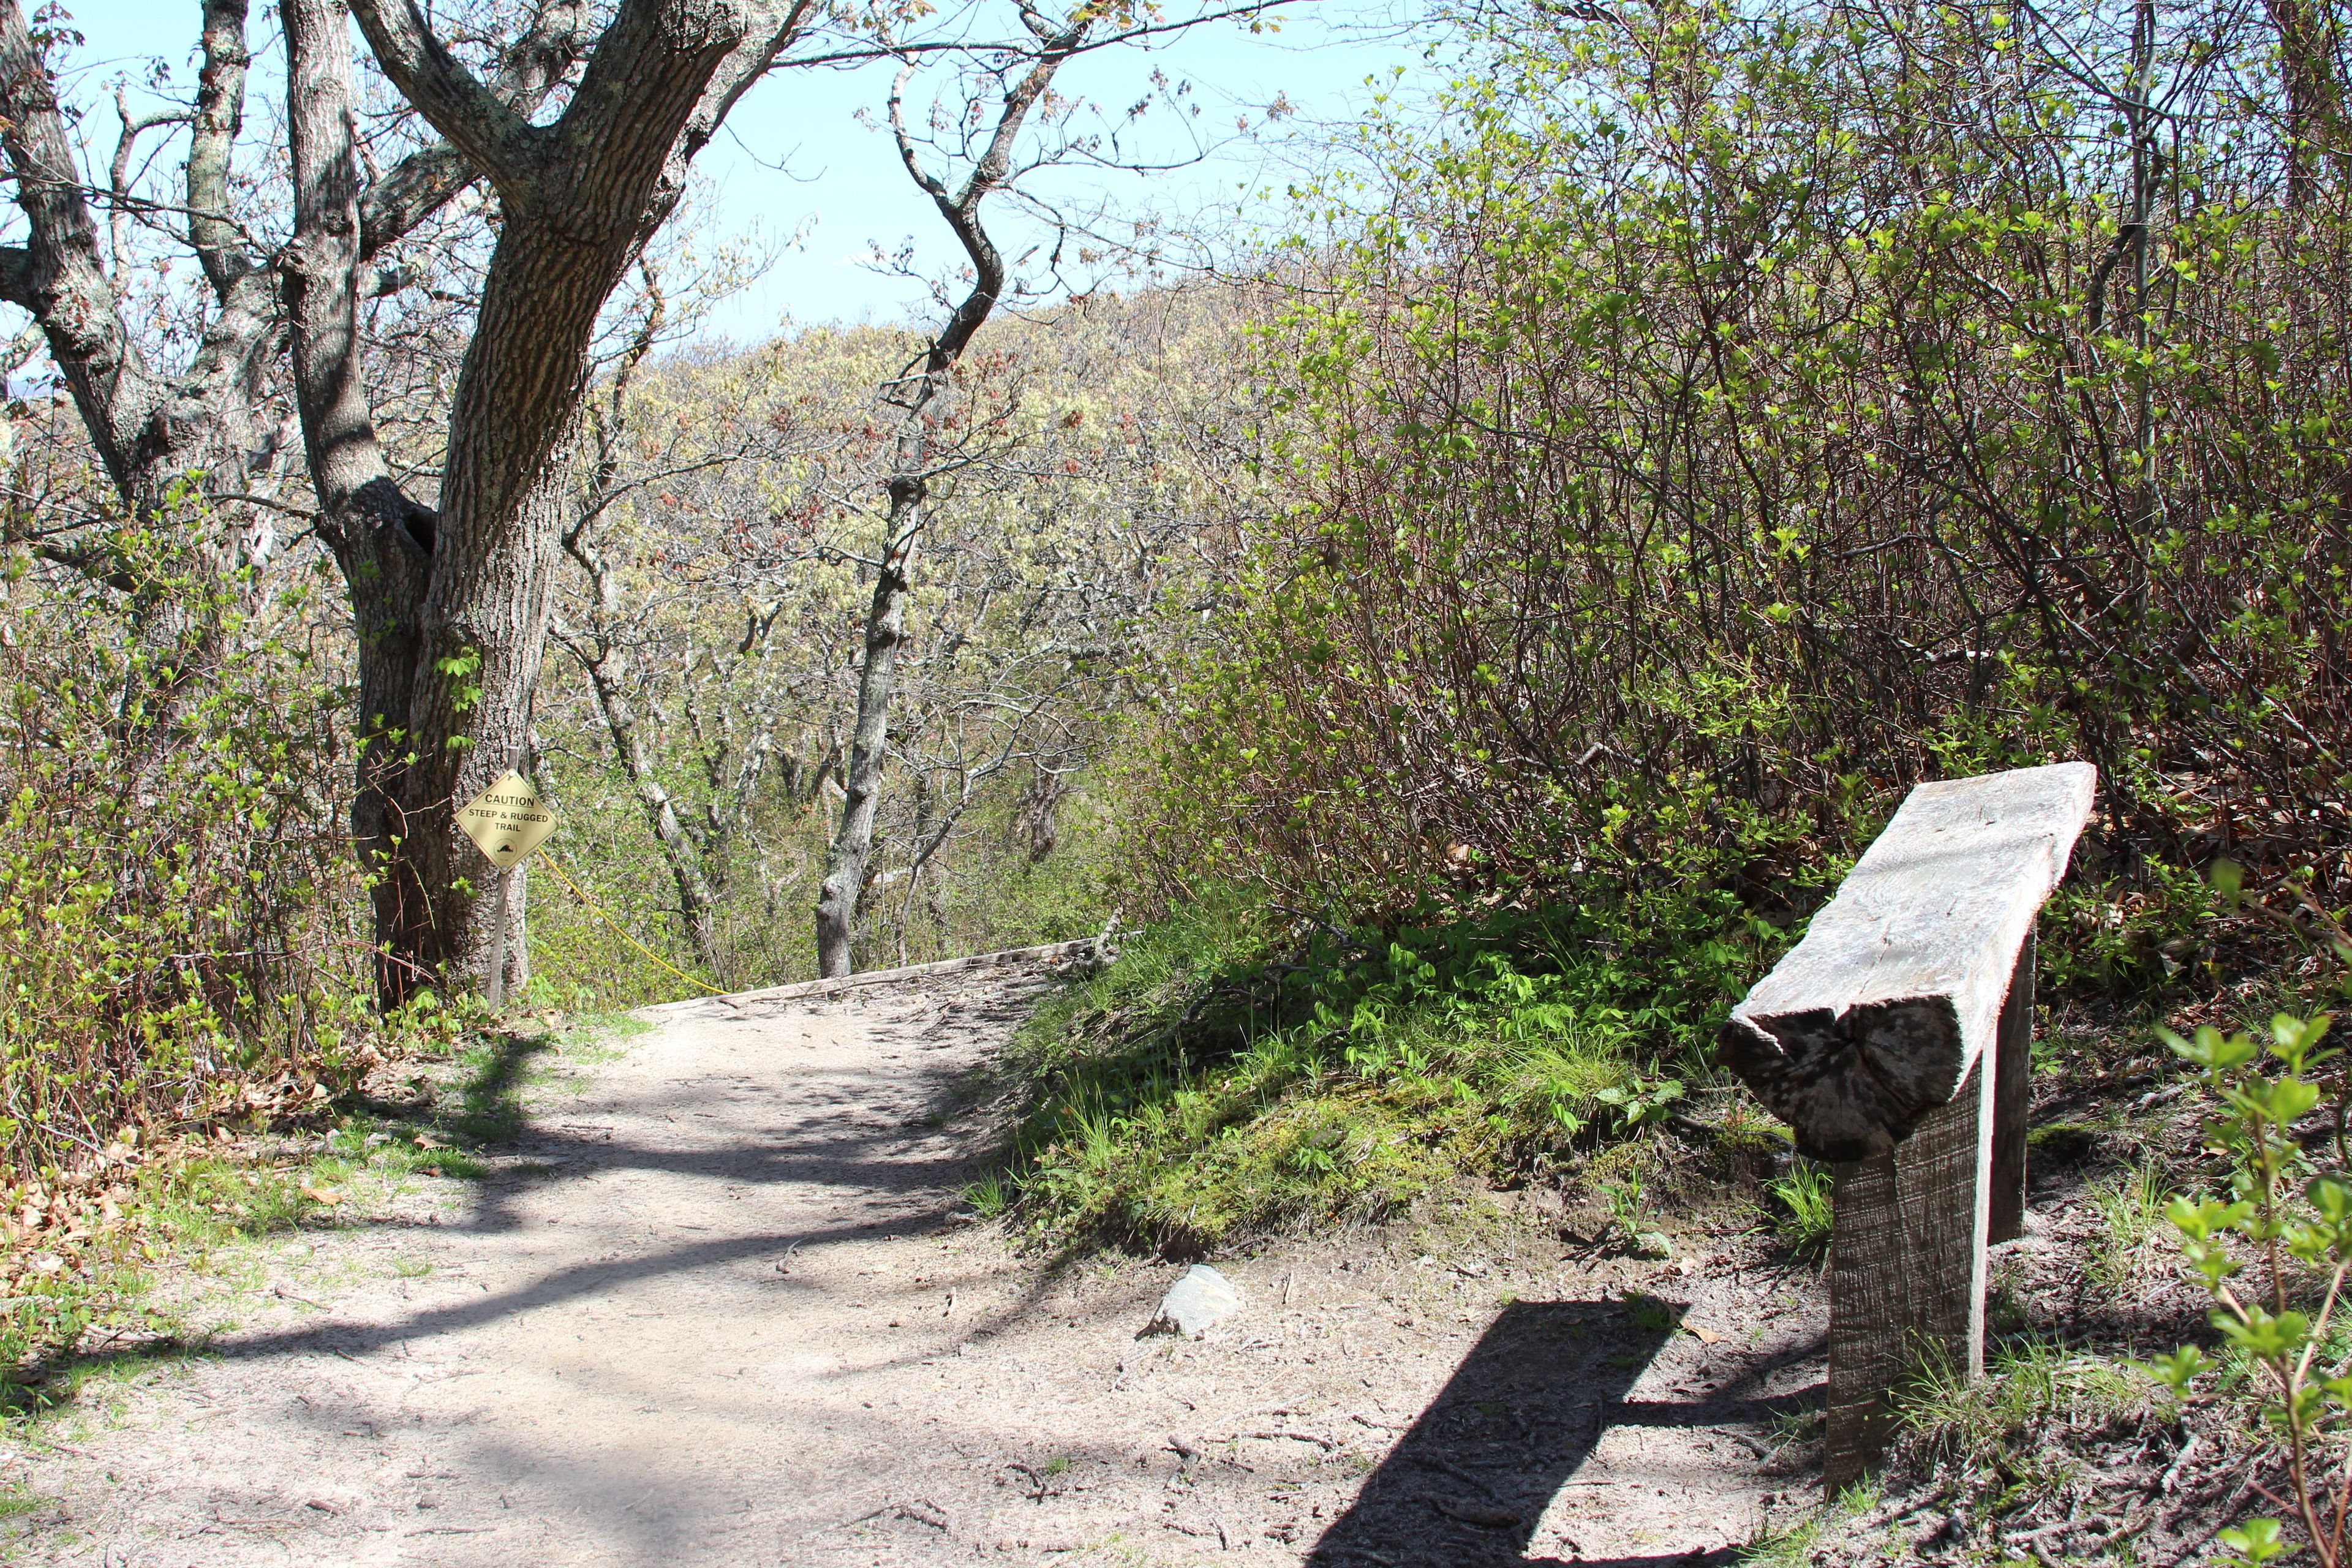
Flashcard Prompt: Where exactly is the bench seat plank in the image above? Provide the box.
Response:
[1720,761,2096,1161]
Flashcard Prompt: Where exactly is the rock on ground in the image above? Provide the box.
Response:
[1153,1265,1243,1338]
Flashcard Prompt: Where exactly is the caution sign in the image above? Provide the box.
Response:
[457,771,557,869]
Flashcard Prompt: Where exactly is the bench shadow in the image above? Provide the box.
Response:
[1310,1297,1730,1568]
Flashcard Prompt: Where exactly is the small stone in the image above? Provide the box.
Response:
[1150,1265,1242,1337]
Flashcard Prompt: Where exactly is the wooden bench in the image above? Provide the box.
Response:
[1719,761,2097,1490]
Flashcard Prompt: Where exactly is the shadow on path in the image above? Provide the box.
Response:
[1310,1297,1749,1568]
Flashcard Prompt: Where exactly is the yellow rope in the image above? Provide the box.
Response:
[535,850,729,999]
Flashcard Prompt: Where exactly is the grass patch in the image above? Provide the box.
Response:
[986,892,1772,1253]
[1900,1338,2157,1481]
[1766,1157,1833,1257]
[1741,1480,1880,1567]
[2086,1159,2170,1295]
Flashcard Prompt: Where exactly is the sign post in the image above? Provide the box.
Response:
[456,771,559,1009]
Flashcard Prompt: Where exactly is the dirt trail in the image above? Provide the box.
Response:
[10,963,1823,1566]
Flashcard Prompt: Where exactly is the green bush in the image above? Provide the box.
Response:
[1,529,369,1175]
[2153,1010,2352,1567]
[1140,0,2352,984]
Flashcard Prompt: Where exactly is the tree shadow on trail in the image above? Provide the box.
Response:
[1309,1297,1753,1568]
[348,1020,556,1159]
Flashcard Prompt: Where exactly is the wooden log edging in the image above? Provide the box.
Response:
[1718,761,2097,1491]
[633,936,1110,1023]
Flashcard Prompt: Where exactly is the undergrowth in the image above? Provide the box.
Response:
[987,888,1787,1253]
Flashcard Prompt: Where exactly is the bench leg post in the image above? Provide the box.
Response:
[1823,1051,1994,1493]
[1988,930,2036,1245]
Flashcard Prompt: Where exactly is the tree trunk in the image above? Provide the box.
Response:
[555,259,728,981]
[293,0,799,1003]
[286,0,459,1002]
[814,481,922,977]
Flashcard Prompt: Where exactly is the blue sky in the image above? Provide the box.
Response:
[65,1,1441,341]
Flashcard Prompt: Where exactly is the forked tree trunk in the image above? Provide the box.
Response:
[0,0,285,736]
[287,0,802,1003]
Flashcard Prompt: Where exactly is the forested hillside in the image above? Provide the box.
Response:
[1,0,2348,1560]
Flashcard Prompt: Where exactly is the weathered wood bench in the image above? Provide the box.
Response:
[1719,761,2097,1490]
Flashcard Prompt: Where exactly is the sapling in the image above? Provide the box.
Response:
[2153,1012,2350,1568]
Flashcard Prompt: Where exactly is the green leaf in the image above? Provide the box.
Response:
[2215,1306,2309,1360]
[2140,1345,2215,1391]
[2166,1196,2253,1241]
[2217,1518,2288,1567]
[2160,1024,2257,1072]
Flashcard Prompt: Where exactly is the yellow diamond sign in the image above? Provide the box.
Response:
[457,771,557,869]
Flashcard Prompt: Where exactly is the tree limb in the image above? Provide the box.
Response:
[347,0,549,200]
[0,0,162,501]
[355,6,592,257]
[111,90,191,282]
[188,0,257,295]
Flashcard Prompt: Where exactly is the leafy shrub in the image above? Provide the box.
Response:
[1145,0,2352,984]
[1,532,369,1175]
[2154,1011,2352,1566]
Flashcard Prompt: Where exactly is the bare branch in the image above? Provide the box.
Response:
[775,4,1282,72]
[347,0,548,200]
[111,89,190,281]
[356,141,472,257]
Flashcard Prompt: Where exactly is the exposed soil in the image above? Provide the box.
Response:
[2,963,1825,1566]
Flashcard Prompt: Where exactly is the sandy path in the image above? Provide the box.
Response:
[10,964,1823,1566]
